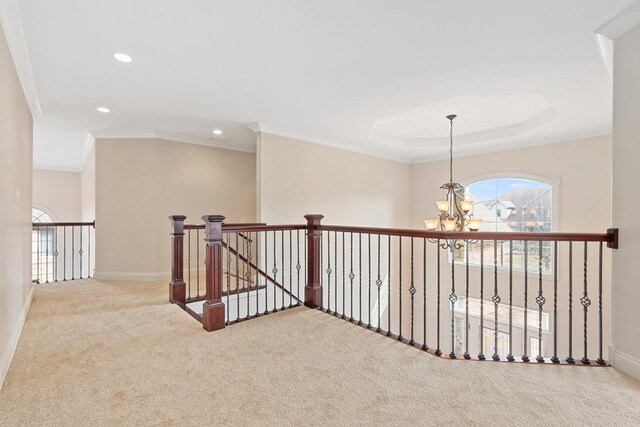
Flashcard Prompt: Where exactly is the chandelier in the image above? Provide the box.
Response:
[424,115,482,233]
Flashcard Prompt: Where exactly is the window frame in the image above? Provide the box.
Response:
[451,172,560,278]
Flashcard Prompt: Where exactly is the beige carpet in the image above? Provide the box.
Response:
[1,279,640,426]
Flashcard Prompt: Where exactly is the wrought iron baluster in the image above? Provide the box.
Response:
[422,238,428,351]
[368,234,372,329]
[435,239,441,356]
[79,226,83,279]
[358,233,362,325]
[597,242,605,365]
[464,242,470,359]
[236,233,240,321]
[45,226,50,283]
[387,235,391,336]
[492,240,501,361]
[188,229,192,299]
[536,241,545,363]
[272,231,278,312]
[196,229,200,299]
[523,241,529,362]
[326,231,332,313]
[478,240,485,360]
[247,233,251,317]
[342,231,346,319]
[63,227,66,281]
[334,231,338,315]
[409,237,416,345]
[581,242,591,364]
[507,240,514,362]
[449,242,457,358]
[256,232,260,315]
[349,233,354,322]
[54,227,59,282]
[289,230,293,308]
[376,234,382,333]
[398,236,403,341]
[71,227,75,280]
[552,241,559,363]
[296,230,301,304]
[226,232,231,324]
[264,231,269,314]
[567,242,574,363]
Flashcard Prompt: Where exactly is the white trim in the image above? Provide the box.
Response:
[595,1,640,41]
[0,285,34,391]
[93,271,170,282]
[33,164,83,173]
[609,346,640,380]
[249,121,411,163]
[0,0,42,117]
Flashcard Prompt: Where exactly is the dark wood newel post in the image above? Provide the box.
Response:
[202,215,226,332]
[169,215,187,304]
[304,214,324,308]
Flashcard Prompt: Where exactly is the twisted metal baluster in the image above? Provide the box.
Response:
[226,233,231,324]
[281,231,285,310]
[349,233,354,322]
[492,240,501,361]
[334,231,338,315]
[272,231,278,313]
[435,240,442,356]
[289,230,293,308]
[296,230,301,305]
[342,232,346,319]
[536,241,545,363]
[264,231,269,314]
[478,240,485,360]
[409,237,416,345]
[581,242,591,364]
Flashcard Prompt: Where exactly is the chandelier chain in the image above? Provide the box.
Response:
[449,116,454,186]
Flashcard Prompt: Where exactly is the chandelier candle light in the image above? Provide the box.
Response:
[424,115,483,233]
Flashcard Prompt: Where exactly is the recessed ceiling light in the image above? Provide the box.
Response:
[97,107,110,113]
[113,53,133,63]
[212,129,223,135]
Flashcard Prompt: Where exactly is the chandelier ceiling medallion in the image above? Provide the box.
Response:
[424,114,482,234]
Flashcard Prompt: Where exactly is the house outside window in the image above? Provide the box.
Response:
[453,176,555,273]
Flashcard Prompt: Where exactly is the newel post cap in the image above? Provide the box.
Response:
[304,214,324,224]
[169,215,187,222]
[201,215,226,223]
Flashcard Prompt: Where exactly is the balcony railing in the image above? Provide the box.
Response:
[32,221,96,284]
[169,214,618,366]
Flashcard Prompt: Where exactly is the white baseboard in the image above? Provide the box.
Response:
[0,285,34,391]
[93,271,170,282]
[609,345,640,381]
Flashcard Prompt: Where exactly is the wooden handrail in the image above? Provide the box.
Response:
[317,225,618,248]
[184,223,268,230]
[32,221,95,228]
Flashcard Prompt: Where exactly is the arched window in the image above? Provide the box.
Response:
[455,177,556,272]
[32,207,53,223]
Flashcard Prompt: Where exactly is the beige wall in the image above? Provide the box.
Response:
[33,169,81,221]
[94,138,256,280]
[410,136,612,358]
[257,132,411,227]
[80,145,95,223]
[0,25,33,389]
[611,24,640,379]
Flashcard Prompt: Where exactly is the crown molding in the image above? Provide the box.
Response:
[89,129,256,154]
[595,1,640,41]
[248,121,411,163]
[0,0,42,117]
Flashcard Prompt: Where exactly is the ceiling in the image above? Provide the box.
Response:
[2,0,637,170]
